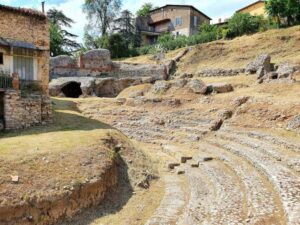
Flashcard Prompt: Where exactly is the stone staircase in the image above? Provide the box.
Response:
[78,100,300,225]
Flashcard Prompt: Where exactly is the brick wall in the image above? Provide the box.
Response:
[4,90,52,130]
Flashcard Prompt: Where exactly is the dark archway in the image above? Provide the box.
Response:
[61,82,82,98]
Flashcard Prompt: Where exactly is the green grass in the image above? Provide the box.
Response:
[0,98,117,160]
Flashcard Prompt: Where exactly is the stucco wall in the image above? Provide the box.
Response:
[149,6,210,36]
[238,2,267,17]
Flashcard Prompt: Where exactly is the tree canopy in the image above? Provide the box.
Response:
[266,0,300,26]
[47,9,81,56]
[136,3,156,17]
[83,0,122,36]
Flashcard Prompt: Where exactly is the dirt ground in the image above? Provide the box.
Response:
[0,98,156,225]
[122,25,300,74]
[62,71,300,224]
[1,25,300,225]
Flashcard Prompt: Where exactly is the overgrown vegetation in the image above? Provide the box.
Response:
[266,0,300,26]
[136,3,156,17]
[49,1,300,58]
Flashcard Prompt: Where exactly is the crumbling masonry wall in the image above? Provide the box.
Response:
[50,49,167,81]
[4,90,52,130]
[0,7,50,93]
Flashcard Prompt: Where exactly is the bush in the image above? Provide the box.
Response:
[136,45,157,55]
[157,33,187,51]
[226,13,265,38]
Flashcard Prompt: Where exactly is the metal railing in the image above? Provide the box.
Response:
[0,72,43,93]
[0,72,13,89]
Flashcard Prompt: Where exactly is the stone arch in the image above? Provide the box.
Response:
[61,82,82,98]
[95,79,117,97]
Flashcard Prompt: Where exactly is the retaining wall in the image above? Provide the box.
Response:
[4,90,52,130]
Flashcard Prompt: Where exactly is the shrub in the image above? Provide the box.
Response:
[157,33,182,51]
[136,45,157,55]
[226,13,264,38]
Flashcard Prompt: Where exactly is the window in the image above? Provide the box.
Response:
[194,16,198,27]
[13,56,34,80]
[175,17,183,26]
[0,53,3,65]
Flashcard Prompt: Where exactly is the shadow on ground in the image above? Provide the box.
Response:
[0,98,114,139]
[59,156,134,225]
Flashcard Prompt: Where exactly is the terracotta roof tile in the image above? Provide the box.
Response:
[0,4,46,20]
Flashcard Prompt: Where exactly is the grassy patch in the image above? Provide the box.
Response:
[0,98,116,161]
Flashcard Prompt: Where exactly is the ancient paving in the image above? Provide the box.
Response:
[77,98,300,225]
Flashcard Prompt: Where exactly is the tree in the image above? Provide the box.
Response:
[226,13,263,38]
[136,3,155,17]
[47,9,74,28]
[266,0,300,26]
[47,9,81,56]
[285,0,300,25]
[113,10,140,47]
[114,10,134,35]
[83,0,122,36]
[49,23,64,56]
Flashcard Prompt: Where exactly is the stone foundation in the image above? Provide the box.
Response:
[4,90,52,130]
[49,76,154,98]
[50,49,167,81]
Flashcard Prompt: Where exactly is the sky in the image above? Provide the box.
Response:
[0,0,258,43]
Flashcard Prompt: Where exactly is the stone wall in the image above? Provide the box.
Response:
[50,50,167,81]
[0,7,50,94]
[197,68,245,77]
[4,90,52,130]
[49,76,156,98]
[0,8,49,50]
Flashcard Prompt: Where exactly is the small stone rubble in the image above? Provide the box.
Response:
[207,83,234,94]
[287,115,300,133]
[198,68,244,77]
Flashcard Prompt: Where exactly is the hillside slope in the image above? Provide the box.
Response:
[122,26,300,74]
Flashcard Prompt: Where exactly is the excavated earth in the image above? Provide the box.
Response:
[64,73,300,225]
[0,100,156,225]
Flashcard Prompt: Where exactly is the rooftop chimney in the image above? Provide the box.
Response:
[41,1,45,13]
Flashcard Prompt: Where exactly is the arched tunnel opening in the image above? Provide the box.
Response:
[61,82,83,98]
